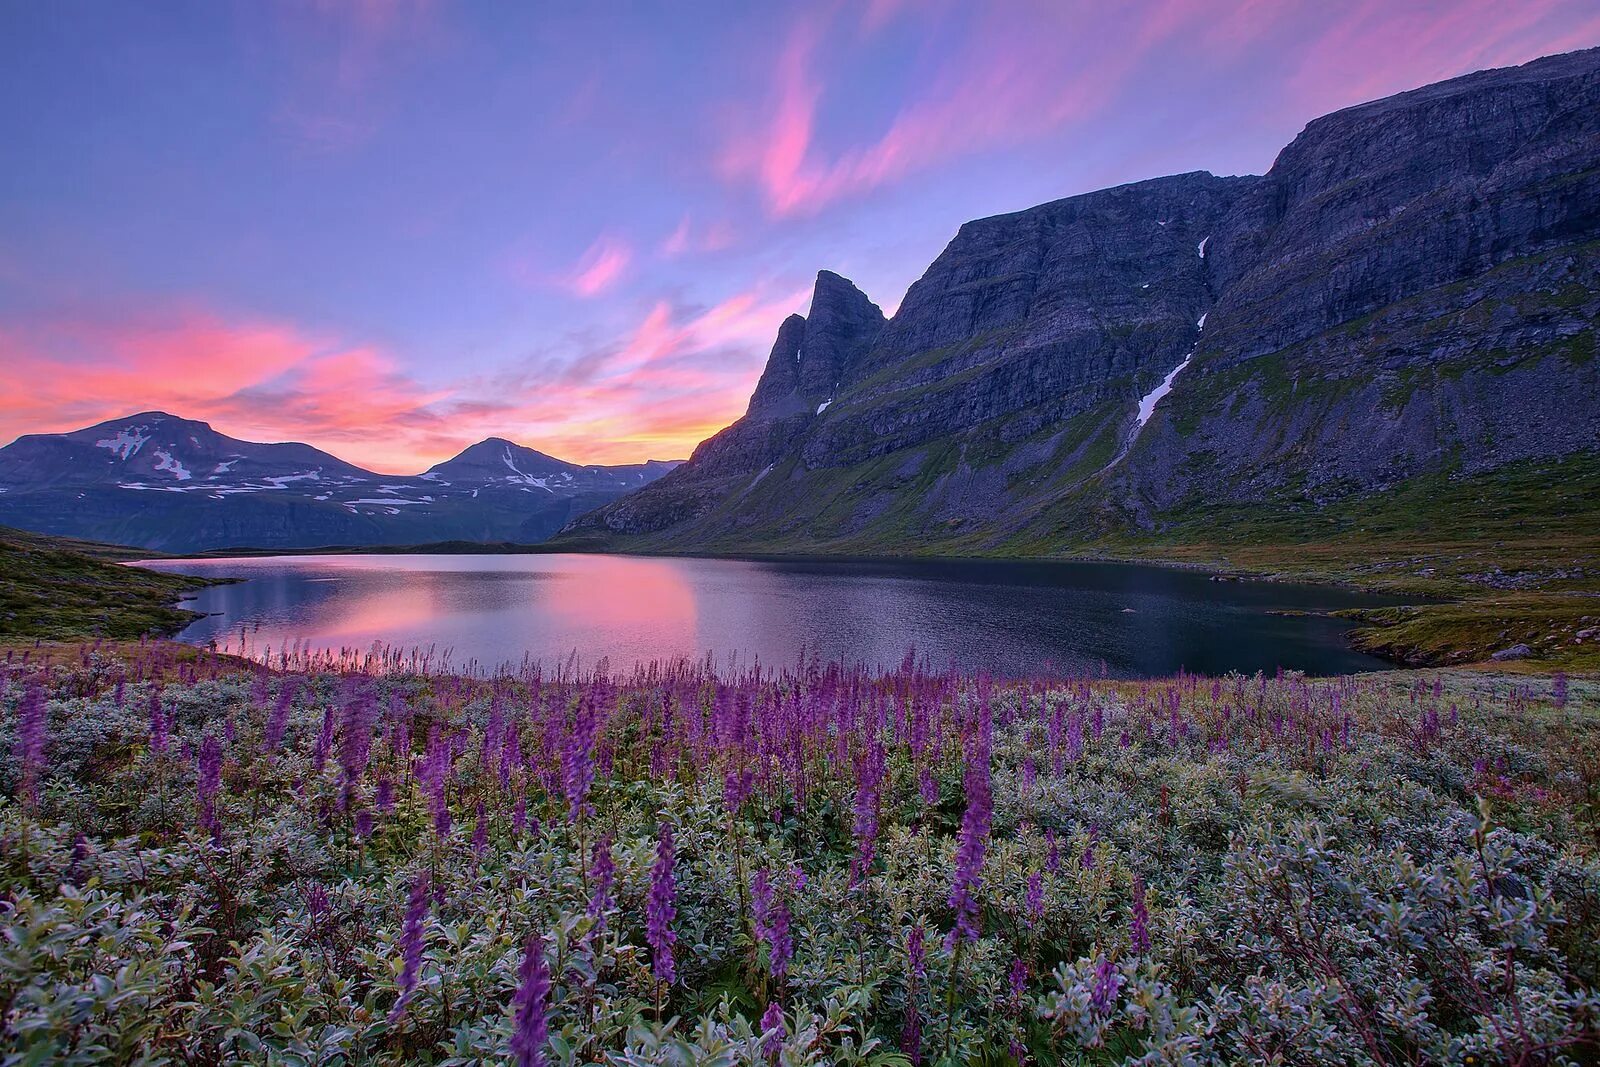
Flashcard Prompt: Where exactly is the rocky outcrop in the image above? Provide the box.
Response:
[576,271,883,535]
[1118,46,1600,514]
[562,48,1600,555]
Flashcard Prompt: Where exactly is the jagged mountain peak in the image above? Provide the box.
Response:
[747,270,885,419]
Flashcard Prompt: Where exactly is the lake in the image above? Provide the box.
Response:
[136,552,1410,678]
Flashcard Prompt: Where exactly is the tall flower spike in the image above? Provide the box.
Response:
[563,694,599,823]
[196,733,224,838]
[265,678,297,752]
[510,929,551,1067]
[647,822,678,985]
[390,871,431,1023]
[587,833,615,930]
[1130,875,1150,953]
[751,867,793,981]
[946,705,993,950]
[1026,871,1044,924]
[147,691,168,756]
[760,1000,785,1062]
[907,923,927,980]
[17,682,48,806]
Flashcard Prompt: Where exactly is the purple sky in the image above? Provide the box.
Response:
[1,0,1595,472]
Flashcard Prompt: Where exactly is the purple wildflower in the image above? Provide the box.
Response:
[907,923,927,980]
[472,800,489,858]
[196,734,224,838]
[1089,956,1122,1016]
[337,682,379,800]
[16,683,47,805]
[147,691,168,756]
[265,678,297,752]
[310,704,335,774]
[751,867,794,981]
[421,724,452,839]
[902,924,926,1063]
[563,694,599,823]
[389,871,430,1022]
[1025,871,1044,924]
[1008,956,1028,1001]
[760,1000,785,1061]
[587,833,615,929]
[1552,671,1568,709]
[850,737,886,886]
[647,822,678,985]
[1130,875,1150,953]
[946,719,993,949]
[510,930,551,1067]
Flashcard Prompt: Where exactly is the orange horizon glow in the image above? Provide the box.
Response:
[0,283,806,473]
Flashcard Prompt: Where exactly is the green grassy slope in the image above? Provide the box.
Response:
[0,525,213,640]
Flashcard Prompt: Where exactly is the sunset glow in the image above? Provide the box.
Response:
[3,0,1596,470]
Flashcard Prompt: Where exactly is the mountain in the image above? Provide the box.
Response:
[561,48,1600,573]
[0,412,681,552]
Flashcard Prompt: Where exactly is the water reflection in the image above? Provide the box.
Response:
[140,553,1409,678]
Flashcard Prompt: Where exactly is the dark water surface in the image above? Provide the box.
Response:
[139,553,1408,677]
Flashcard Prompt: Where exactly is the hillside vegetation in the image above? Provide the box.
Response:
[0,525,208,641]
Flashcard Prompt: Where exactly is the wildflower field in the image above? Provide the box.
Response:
[1,643,1597,1065]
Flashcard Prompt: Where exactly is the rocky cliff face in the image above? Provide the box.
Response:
[563,48,1600,555]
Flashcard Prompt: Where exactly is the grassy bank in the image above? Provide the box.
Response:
[0,525,215,641]
[1086,456,1600,671]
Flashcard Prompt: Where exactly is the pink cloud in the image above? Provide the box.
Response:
[568,234,634,297]
[0,276,815,471]
[720,6,1143,216]
[0,312,457,472]
[659,216,737,258]
[720,0,1596,216]
[1281,0,1598,113]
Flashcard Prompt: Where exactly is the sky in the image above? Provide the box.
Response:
[1,1,1596,474]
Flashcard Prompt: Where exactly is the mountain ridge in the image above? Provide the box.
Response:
[0,411,683,552]
[559,46,1600,575]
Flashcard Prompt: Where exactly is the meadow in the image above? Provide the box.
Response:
[1,642,1597,1065]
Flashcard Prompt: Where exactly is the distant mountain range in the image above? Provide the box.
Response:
[560,47,1600,560]
[0,412,681,552]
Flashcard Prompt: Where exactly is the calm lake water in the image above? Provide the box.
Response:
[137,553,1408,678]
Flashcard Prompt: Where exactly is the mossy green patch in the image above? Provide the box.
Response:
[0,526,214,641]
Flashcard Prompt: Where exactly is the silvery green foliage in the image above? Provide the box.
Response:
[1,656,1597,1064]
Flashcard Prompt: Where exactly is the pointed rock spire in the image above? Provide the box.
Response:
[746,271,884,418]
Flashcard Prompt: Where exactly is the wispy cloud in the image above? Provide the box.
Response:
[719,5,1143,216]
[567,235,635,297]
[267,0,443,154]
[660,216,737,258]
[717,0,1595,216]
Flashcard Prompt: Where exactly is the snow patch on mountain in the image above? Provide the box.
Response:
[152,450,192,481]
[266,471,321,486]
[95,429,151,460]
